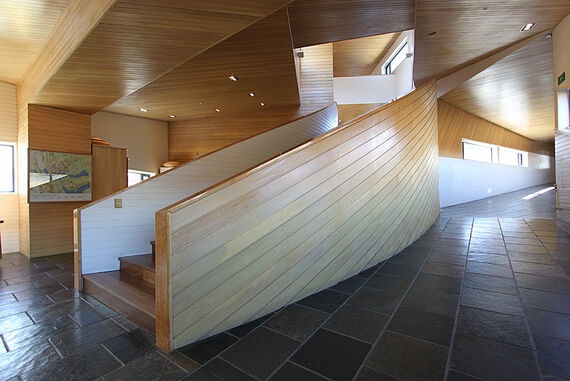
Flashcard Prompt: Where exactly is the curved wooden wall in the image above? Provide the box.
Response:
[156,81,440,350]
[75,103,338,283]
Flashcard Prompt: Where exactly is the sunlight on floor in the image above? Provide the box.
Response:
[521,186,554,200]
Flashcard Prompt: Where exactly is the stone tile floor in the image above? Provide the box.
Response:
[1,184,569,380]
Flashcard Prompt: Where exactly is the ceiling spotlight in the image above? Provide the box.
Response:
[546,33,552,39]
[215,108,221,112]
[169,115,176,118]
[249,92,255,97]
[199,101,204,105]
[228,75,238,81]
[139,108,148,112]
[260,102,265,107]
[520,22,535,32]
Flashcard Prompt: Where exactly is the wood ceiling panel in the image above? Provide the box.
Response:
[441,36,555,142]
[287,0,414,48]
[30,0,292,114]
[414,0,570,83]
[0,0,69,84]
[333,32,400,77]
[104,8,300,121]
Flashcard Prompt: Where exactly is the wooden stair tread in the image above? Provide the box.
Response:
[84,271,155,317]
[118,254,155,272]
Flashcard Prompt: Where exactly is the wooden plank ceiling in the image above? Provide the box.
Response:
[287,0,414,48]
[414,0,570,83]
[105,8,300,121]
[333,32,401,77]
[0,0,69,84]
[30,0,293,114]
[441,35,555,142]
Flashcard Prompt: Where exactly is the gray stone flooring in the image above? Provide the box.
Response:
[1,184,569,380]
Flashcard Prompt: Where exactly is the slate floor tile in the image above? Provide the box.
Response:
[468,245,507,255]
[387,306,454,346]
[2,315,78,351]
[0,312,34,334]
[519,289,570,315]
[49,318,126,356]
[461,287,523,316]
[526,309,570,341]
[102,328,156,364]
[0,341,61,380]
[451,334,540,381]
[428,253,467,265]
[509,252,554,264]
[366,331,448,381]
[534,335,570,380]
[446,370,482,381]
[515,272,570,295]
[297,289,349,314]
[506,243,547,254]
[466,261,513,278]
[511,261,566,278]
[467,253,510,266]
[364,272,412,294]
[355,367,400,380]
[329,276,367,294]
[463,272,518,295]
[401,288,459,317]
[324,304,389,343]
[26,299,86,323]
[421,261,465,278]
[456,306,531,348]
[220,327,300,380]
[20,344,121,381]
[269,362,327,381]
[411,273,462,295]
[0,296,53,319]
[98,351,187,381]
[347,287,402,315]
[291,329,371,381]
[375,262,420,279]
[227,313,274,338]
[264,304,328,341]
[177,332,238,365]
[185,358,255,381]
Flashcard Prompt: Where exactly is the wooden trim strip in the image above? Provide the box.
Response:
[73,209,83,290]
[155,209,172,352]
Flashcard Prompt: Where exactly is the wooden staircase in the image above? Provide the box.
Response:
[83,242,156,333]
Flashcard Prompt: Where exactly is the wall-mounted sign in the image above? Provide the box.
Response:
[559,72,566,86]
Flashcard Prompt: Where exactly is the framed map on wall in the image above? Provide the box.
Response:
[28,149,92,202]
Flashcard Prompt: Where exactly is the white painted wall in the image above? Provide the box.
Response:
[80,104,339,274]
[0,81,19,253]
[553,13,570,91]
[439,157,555,207]
[91,111,168,174]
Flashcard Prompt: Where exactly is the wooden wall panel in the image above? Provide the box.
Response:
[92,145,127,201]
[161,81,440,349]
[438,100,554,158]
[287,0,414,48]
[76,104,338,282]
[556,131,570,209]
[168,42,333,163]
[338,103,386,125]
[26,105,91,257]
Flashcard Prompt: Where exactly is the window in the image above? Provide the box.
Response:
[0,143,15,193]
[462,139,529,167]
[127,169,155,187]
[384,42,408,74]
[462,140,495,163]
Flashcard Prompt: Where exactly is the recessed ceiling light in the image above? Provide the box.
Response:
[249,92,255,97]
[520,22,535,32]
[199,101,204,105]
[546,33,552,39]
[215,108,221,112]
[260,102,265,107]
[228,75,238,81]
[139,108,148,112]
[169,115,176,118]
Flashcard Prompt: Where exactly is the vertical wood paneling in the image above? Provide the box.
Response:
[26,105,91,257]
[92,145,127,201]
[162,82,440,348]
[438,100,554,158]
[555,130,570,209]
[0,82,19,253]
[77,104,338,280]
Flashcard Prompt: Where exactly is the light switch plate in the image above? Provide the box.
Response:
[114,198,122,208]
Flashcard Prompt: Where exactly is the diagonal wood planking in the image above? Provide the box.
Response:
[29,0,293,115]
[441,36,555,142]
[104,8,300,122]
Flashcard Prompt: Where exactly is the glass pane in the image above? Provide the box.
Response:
[128,172,143,187]
[0,144,15,192]
[463,142,492,163]
[387,42,408,74]
[499,148,519,166]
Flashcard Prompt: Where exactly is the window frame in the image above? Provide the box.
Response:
[0,142,16,194]
[384,41,408,75]
[127,169,155,187]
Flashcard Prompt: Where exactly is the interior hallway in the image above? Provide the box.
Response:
[0,184,569,380]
